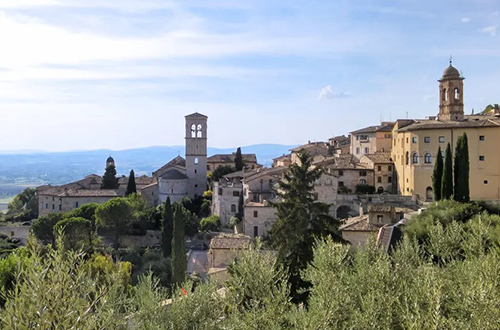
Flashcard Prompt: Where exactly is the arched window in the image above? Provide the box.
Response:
[424,153,431,164]
[191,124,196,138]
[231,204,236,212]
[412,152,418,164]
[454,88,460,100]
[443,88,448,101]
[194,157,199,164]
[359,178,367,185]
[405,151,409,165]
[197,124,202,138]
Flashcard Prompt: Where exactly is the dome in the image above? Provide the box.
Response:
[442,64,460,79]
[106,156,115,163]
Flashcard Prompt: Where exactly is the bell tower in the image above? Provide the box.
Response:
[185,112,208,197]
[438,60,464,121]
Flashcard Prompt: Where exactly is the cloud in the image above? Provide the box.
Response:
[318,85,351,100]
[480,25,497,36]
[461,17,470,23]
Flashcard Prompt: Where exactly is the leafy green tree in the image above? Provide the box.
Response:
[95,198,132,249]
[441,143,453,199]
[162,197,173,258]
[235,147,244,171]
[101,164,119,189]
[432,146,443,201]
[54,217,95,251]
[5,188,38,221]
[269,149,342,303]
[31,213,64,245]
[125,169,137,196]
[454,133,470,203]
[200,215,220,231]
[171,204,186,286]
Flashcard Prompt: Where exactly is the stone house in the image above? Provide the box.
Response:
[272,154,291,168]
[359,153,395,194]
[207,153,260,172]
[350,122,395,159]
[328,135,351,155]
[243,201,276,238]
[289,142,330,164]
[317,155,375,194]
[208,233,252,269]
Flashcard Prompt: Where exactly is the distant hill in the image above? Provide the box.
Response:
[0,144,296,185]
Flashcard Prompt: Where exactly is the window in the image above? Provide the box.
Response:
[443,88,448,101]
[388,177,392,183]
[484,180,488,184]
[207,165,211,171]
[412,137,417,143]
[480,135,485,141]
[58,205,62,211]
[364,147,369,154]
[194,169,197,174]
[424,137,430,143]
[359,179,367,185]
[454,88,460,100]
[52,204,55,210]
[405,152,409,165]
[439,136,445,143]
[388,165,392,171]
[313,193,319,200]
[338,170,343,176]
[384,134,391,138]
[479,155,485,161]
[253,226,258,237]
[45,203,48,209]
[194,184,198,188]
[359,171,367,176]
[338,181,344,187]
[356,135,368,140]
[406,137,409,143]
[233,191,240,197]
[377,176,382,183]
[253,211,258,217]
[75,202,79,208]
[171,189,174,193]
[424,153,431,164]
[194,157,198,164]
[377,215,383,223]
[412,153,418,164]
[377,166,381,171]
[231,204,236,212]
[356,147,360,154]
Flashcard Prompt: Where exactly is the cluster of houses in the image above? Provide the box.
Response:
[36,62,500,251]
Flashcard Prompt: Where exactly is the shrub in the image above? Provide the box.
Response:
[355,185,375,194]
[200,215,220,232]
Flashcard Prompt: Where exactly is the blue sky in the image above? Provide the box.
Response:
[0,0,499,151]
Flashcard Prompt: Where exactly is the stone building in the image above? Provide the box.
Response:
[350,122,394,159]
[207,153,260,172]
[328,135,351,155]
[272,154,291,168]
[289,142,330,164]
[391,62,500,202]
[359,153,395,194]
[316,155,375,194]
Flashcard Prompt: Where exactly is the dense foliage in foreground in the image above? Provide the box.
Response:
[2,200,500,329]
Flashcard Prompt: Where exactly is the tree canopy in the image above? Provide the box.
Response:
[441,143,453,199]
[101,165,119,189]
[234,147,244,171]
[125,169,137,196]
[95,198,132,249]
[454,133,470,203]
[432,146,443,201]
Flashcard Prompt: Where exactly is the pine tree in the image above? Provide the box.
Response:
[269,149,342,303]
[441,143,453,199]
[171,204,186,286]
[234,147,244,171]
[432,146,443,201]
[101,165,119,189]
[125,170,137,196]
[454,133,470,202]
[161,197,173,258]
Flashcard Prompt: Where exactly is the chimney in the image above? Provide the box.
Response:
[359,203,363,216]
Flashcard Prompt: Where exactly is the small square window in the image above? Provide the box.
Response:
[388,177,392,183]
[359,171,367,176]
[338,170,343,176]
[253,211,258,217]
[480,136,485,141]
[424,137,430,143]
[479,155,485,161]
[377,166,381,171]
[377,215,383,223]
[439,136,445,143]
[338,181,344,187]
[412,137,417,143]
[406,137,409,143]
[233,191,240,197]
[388,165,392,171]
[364,147,369,154]
[484,180,488,184]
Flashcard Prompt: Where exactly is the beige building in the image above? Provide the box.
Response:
[272,154,291,168]
[359,153,395,193]
[317,155,374,194]
[207,153,260,172]
[391,62,500,202]
[208,233,252,269]
[290,142,330,164]
[350,123,394,159]
[328,135,351,155]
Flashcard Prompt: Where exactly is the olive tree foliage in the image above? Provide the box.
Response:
[5,187,38,222]
[53,217,96,252]
[95,197,133,249]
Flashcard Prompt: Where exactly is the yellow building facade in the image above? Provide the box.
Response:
[391,63,500,202]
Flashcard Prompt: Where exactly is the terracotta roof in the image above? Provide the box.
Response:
[153,156,186,177]
[351,123,394,134]
[160,169,188,180]
[39,187,122,197]
[397,116,500,132]
[207,153,257,163]
[210,234,252,249]
[290,142,328,152]
[273,154,291,161]
[243,166,287,183]
[222,169,260,180]
[185,112,207,118]
[340,215,381,231]
[368,205,395,213]
[363,153,393,164]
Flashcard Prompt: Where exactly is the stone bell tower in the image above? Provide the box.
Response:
[185,112,208,197]
[438,60,464,121]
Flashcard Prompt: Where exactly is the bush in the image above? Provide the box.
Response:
[355,185,375,194]
[200,215,220,232]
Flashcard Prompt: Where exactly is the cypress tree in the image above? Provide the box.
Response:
[454,133,470,202]
[161,197,173,258]
[125,169,137,196]
[234,147,244,171]
[441,143,453,199]
[432,146,443,201]
[101,165,119,189]
[171,204,186,286]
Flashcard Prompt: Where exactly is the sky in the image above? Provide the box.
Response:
[0,0,499,152]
